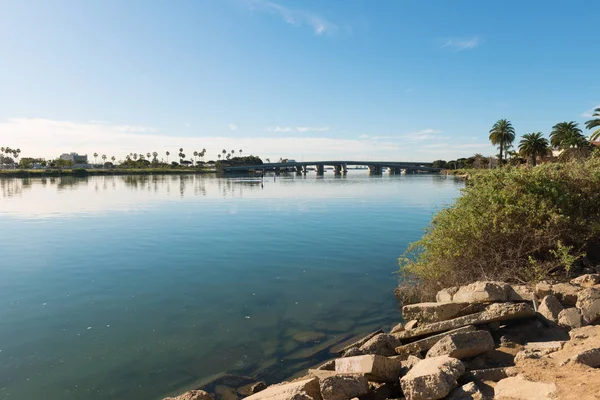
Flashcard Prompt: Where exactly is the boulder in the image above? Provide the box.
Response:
[237,382,267,397]
[337,330,384,354]
[452,281,510,304]
[558,307,585,329]
[494,376,556,400]
[551,283,579,306]
[507,285,535,301]
[571,274,600,288]
[402,302,468,324]
[318,374,369,400]
[537,295,564,323]
[400,355,422,375]
[566,347,600,368]
[244,377,322,400]
[358,333,401,357]
[342,347,363,357]
[316,360,336,371]
[404,320,418,330]
[436,287,459,303]
[390,322,404,334]
[576,287,600,323]
[523,341,565,353]
[394,303,535,341]
[535,281,554,298]
[335,355,402,383]
[426,330,494,360]
[445,382,483,400]
[399,356,465,400]
[462,367,517,382]
[164,390,214,400]
[395,326,477,357]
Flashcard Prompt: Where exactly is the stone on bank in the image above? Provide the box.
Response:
[399,356,465,400]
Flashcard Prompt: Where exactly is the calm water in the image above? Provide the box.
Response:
[0,172,462,399]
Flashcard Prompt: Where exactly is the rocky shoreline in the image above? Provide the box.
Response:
[165,276,600,400]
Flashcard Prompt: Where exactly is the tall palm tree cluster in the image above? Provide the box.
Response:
[0,147,21,165]
[488,113,600,167]
[217,149,242,162]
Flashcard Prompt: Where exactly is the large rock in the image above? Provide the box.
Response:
[571,274,600,288]
[337,330,384,354]
[390,322,404,334]
[436,287,459,303]
[395,326,477,357]
[551,283,579,306]
[537,295,564,323]
[462,367,517,382]
[558,307,585,329]
[566,348,600,367]
[244,377,322,400]
[507,285,535,301]
[399,356,465,400]
[164,390,213,400]
[494,376,556,400]
[318,374,369,400]
[394,303,535,341]
[535,281,554,298]
[426,330,494,360]
[402,302,471,324]
[358,333,401,356]
[335,355,402,383]
[452,281,510,304]
[576,287,600,323]
[445,382,483,400]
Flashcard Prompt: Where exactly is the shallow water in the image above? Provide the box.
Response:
[0,172,462,399]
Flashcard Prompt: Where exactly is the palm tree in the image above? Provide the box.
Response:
[166,151,170,162]
[193,151,198,164]
[519,132,550,167]
[218,154,221,161]
[266,158,270,163]
[585,107,600,142]
[111,156,116,164]
[133,153,138,161]
[93,152,98,164]
[239,149,242,158]
[146,152,151,160]
[550,121,588,149]
[102,154,107,165]
[202,148,206,161]
[152,152,158,162]
[489,119,515,166]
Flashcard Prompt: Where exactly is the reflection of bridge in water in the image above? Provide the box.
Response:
[223,161,441,175]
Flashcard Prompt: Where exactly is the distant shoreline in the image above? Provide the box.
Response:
[0,168,218,178]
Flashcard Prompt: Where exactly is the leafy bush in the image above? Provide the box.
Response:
[399,157,600,300]
[72,168,89,176]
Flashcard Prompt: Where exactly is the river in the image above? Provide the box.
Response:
[0,172,462,399]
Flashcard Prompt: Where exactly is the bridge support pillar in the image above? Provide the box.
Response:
[405,168,415,174]
[334,164,342,175]
[302,165,309,174]
[389,167,402,174]
[368,165,382,175]
[342,164,348,174]
[315,165,325,175]
[275,167,281,176]
[296,165,303,175]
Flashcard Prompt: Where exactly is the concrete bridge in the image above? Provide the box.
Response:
[222,161,441,175]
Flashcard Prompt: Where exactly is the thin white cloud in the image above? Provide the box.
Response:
[114,125,157,133]
[268,126,330,133]
[228,123,238,131]
[582,105,600,118]
[247,0,337,35]
[441,36,481,52]
[0,118,397,162]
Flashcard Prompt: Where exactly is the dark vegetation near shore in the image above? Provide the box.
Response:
[398,156,600,304]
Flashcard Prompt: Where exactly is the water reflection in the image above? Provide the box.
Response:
[0,172,459,219]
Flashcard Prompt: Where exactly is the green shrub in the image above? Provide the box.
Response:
[72,168,89,176]
[399,157,600,300]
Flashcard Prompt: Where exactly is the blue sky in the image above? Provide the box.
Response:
[1,0,598,162]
